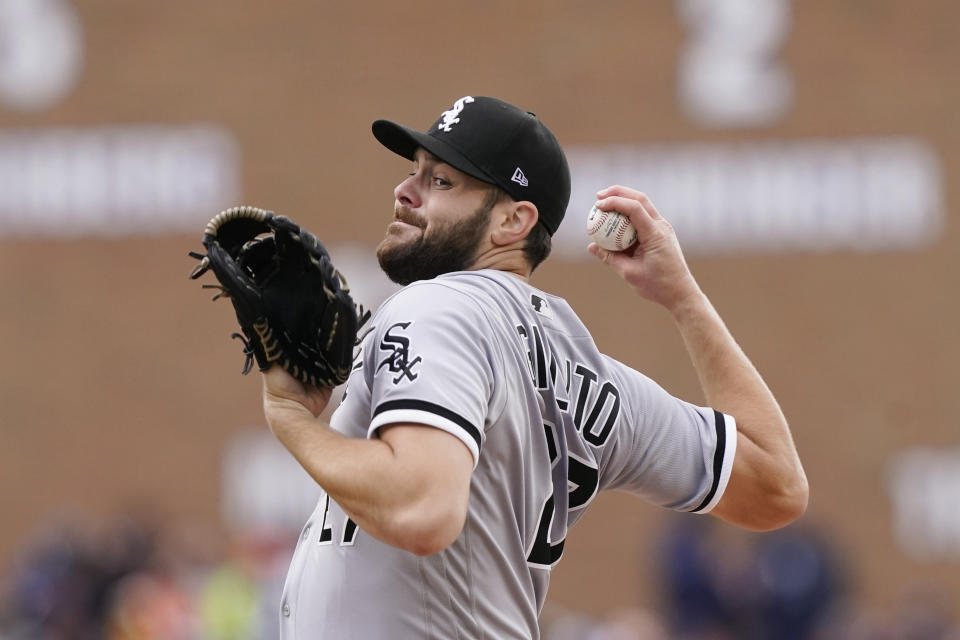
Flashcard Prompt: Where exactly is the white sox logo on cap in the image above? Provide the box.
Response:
[437,96,475,132]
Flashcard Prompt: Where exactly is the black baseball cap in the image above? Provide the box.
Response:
[372,96,571,236]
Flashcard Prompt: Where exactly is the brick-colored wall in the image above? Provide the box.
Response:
[1,0,957,616]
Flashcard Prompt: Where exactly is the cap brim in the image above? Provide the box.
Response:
[372,119,496,186]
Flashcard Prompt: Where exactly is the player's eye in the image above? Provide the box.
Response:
[432,175,451,188]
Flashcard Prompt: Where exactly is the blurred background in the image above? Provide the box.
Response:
[1,0,957,638]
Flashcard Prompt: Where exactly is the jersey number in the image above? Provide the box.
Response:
[317,494,360,546]
[526,424,600,568]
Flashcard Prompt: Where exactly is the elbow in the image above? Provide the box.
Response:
[786,473,810,523]
[751,472,810,532]
[778,463,810,526]
[717,465,809,532]
[390,503,467,557]
[403,532,458,557]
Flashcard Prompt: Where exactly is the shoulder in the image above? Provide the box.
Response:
[362,275,501,358]
[374,271,512,321]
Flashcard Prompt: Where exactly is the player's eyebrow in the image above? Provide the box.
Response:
[411,147,488,190]
[413,148,452,172]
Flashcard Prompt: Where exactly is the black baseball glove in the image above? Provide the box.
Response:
[189,206,369,387]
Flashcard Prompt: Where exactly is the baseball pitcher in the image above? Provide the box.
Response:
[194,95,807,639]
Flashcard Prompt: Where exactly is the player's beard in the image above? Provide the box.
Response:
[377,195,496,286]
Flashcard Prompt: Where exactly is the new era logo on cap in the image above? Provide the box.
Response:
[511,168,529,187]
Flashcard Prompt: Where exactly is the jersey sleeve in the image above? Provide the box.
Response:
[362,281,500,468]
[600,357,737,514]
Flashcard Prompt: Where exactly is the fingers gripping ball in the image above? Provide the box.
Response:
[188,206,370,388]
[586,205,638,252]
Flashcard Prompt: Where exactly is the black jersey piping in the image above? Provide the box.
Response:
[691,410,727,513]
[373,399,482,451]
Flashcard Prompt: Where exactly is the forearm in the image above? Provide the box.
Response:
[589,186,807,528]
[670,290,789,453]
[670,291,808,528]
[264,398,462,553]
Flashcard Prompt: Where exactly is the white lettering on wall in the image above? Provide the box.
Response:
[0,125,240,237]
[557,137,942,256]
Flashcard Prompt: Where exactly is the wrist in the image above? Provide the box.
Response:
[264,394,316,435]
[665,283,709,319]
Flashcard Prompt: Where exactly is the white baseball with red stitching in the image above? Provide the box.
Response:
[586,205,638,252]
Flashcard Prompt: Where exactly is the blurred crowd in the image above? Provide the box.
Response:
[0,513,288,640]
[1,513,957,640]
[541,517,960,640]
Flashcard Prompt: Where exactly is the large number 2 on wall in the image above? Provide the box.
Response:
[676,0,793,128]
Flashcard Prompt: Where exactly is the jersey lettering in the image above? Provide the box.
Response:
[516,324,535,379]
[515,324,621,445]
[582,381,621,447]
[551,356,570,411]
[514,318,614,568]
[532,326,548,389]
[573,364,599,429]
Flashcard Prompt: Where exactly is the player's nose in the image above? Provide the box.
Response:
[394,174,421,209]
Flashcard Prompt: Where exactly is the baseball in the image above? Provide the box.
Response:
[586,205,637,252]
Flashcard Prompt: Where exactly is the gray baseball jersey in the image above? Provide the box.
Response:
[278,269,737,639]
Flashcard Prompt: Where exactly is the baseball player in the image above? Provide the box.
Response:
[260,95,808,638]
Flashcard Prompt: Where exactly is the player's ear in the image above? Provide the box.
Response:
[491,201,538,246]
